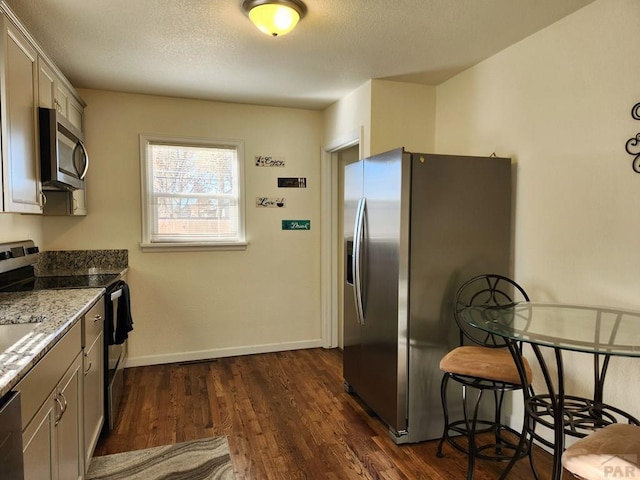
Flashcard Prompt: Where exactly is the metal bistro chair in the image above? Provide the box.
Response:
[563,423,640,479]
[436,274,537,480]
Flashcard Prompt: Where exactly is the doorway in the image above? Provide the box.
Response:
[320,134,361,350]
[336,145,360,349]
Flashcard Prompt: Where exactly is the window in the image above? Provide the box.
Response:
[140,134,246,251]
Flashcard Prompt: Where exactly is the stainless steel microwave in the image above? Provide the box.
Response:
[39,107,89,190]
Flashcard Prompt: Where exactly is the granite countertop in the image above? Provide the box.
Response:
[0,288,105,398]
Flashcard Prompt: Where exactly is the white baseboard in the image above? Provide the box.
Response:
[124,338,324,368]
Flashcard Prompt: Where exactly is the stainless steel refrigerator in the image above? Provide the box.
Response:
[343,147,512,443]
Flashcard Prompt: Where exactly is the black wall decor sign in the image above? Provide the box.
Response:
[278,177,307,188]
[626,102,640,173]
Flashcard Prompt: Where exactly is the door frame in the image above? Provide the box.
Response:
[320,127,364,348]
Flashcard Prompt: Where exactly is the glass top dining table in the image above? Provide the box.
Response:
[461,302,640,357]
[459,302,640,480]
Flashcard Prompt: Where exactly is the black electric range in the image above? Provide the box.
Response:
[0,267,119,292]
[0,240,119,292]
[0,239,129,434]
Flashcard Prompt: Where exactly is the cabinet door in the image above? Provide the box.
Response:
[39,57,77,120]
[38,57,56,109]
[22,391,55,480]
[67,95,87,216]
[54,82,69,119]
[1,16,41,213]
[67,95,83,131]
[72,189,87,215]
[56,354,83,480]
[83,331,104,471]
[42,187,87,216]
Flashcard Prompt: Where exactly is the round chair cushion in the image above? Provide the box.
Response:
[439,345,532,385]
[562,424,640,480]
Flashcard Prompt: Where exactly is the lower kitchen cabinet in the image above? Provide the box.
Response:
[16,321,84,480]
[21,394,54,479]
[14,295,106,480]
[22,352,83,480]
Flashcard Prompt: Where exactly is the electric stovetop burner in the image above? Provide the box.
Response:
[26,273,119,290]
[0,240,120,292]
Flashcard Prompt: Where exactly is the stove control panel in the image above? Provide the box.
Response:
[0,240,40,274]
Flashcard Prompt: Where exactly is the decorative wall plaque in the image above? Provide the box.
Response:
[282,220,310,230]
[256,197,286,208]
[626,102,640,173]
[278,177,306,188]
[255,156,285,167]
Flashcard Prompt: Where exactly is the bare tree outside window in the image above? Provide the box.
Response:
[140,135,246,249]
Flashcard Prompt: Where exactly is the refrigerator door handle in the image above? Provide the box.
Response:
[353,197,366,325]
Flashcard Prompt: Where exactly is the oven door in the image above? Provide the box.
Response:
[105,283,126,431]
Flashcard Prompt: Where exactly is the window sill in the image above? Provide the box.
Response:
[140,241,248,253]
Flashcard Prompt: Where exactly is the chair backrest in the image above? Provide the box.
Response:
[453,274,530,347]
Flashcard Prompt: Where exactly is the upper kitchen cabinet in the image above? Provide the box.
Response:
[38,57,84,130]
[39,57,87,216]
[0,14,42,214]
[67,94,84,132]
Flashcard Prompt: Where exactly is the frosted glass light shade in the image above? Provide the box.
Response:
[249,4,299,36]
[242,0,307,37]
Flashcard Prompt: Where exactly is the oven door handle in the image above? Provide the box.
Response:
[110,288,123,301]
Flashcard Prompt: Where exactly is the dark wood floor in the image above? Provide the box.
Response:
[95,348,561,479]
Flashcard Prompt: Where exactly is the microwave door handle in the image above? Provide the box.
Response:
[78,140,89,180]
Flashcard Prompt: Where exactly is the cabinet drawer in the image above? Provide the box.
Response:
[83,296,104,348]
[15,321,81,430]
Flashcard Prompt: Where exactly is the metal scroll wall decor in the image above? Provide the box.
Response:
[626,102,640,173]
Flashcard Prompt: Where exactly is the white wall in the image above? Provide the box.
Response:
[322,79,437,156]
[436,0,640,424]
[43,90,324,366]
[371,80,436,154]
[0,214,43,244]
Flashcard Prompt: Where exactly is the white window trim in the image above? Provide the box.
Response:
[139,133,247,252]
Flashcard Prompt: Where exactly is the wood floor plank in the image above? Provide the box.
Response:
[94,348,562,479]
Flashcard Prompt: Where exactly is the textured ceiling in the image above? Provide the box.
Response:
[5,0,596,110]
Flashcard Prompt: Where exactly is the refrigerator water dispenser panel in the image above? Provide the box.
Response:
[346,241,354,285]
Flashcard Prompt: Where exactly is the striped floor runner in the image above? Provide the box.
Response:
[86,436,235,480]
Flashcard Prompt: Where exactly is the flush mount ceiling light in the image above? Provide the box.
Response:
[241,0,307,37]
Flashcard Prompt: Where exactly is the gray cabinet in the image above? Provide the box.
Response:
[55,354,83,480]
[22,354,83,480]
[37,57,56,112]
[1,1,87,216]
[38,56,88,217]
[83,297,104,472]
[18,322,84,480]
[22,390,54,480]
[16,295,105,480]
[42,188,88,216]
[0,14,42,214]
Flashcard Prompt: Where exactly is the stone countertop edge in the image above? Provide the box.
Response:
[0,288,106,398]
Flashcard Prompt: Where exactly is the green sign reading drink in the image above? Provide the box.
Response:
[282,220,311,230]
